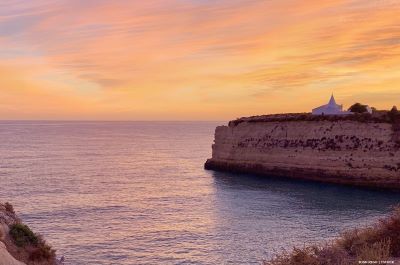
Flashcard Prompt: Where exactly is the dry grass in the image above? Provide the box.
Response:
[264,206,400,265]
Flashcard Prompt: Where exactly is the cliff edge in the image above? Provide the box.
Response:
[205,113,400,189]
[0,203,57,265]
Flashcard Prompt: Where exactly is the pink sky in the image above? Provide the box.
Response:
[0,0,399,120]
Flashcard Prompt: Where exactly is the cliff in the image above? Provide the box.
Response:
[0,203,57,265]
[205,113,400,189]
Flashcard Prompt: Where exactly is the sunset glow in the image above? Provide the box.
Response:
[1,0,399,120]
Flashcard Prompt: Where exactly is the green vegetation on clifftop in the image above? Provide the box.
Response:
[230,107,400,127]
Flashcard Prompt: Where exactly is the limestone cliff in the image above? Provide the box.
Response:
[205,114,400,189]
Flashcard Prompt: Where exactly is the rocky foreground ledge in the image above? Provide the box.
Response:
[0,202,60,265]
[205,113,400,189]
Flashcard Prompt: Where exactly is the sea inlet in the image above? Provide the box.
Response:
[0,121,399,265]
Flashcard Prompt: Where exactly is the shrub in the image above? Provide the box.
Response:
[4,202,15,214]
[349,103,368,113]
[9,223,39,247]
[29,243,56,261]
[264,247,320,265]
[388,106,400,122]
[375,206,400,256]
[337,228,378,255]
[314,245,352,265]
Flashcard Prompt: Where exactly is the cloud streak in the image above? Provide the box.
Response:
[0,0,399,119]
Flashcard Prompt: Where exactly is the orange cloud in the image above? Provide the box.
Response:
[0,0,399,120]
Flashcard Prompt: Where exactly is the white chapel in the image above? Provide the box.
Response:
[312,94,352,115]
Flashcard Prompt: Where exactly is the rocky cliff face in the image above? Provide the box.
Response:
[0,203,58,265]
[205,118,400,189]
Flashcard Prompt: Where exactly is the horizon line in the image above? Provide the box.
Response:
[0,119,228,122]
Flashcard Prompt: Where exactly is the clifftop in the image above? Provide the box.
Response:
[0,203,58,265]
[229,111,400,127]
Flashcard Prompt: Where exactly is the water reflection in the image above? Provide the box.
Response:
[212,171,400,212]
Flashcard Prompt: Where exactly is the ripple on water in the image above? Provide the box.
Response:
[0,121,399,265]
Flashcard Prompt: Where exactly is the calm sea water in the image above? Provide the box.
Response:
[0,121,400,265]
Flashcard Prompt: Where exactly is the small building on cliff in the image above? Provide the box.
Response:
[312,95,352,115]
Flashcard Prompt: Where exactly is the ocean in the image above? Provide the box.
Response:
[0,121,399,265]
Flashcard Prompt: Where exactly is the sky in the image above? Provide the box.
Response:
[0,0,399,120]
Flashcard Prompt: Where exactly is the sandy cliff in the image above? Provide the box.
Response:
[0,203,24,265]
[0,241,25,265]
[205,115,400,189]
[0,203,57,265]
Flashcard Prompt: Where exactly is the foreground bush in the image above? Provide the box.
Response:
[264,206,400,265]
[9,223,56,262]
[10,223,39,247]
[29,242,56,262]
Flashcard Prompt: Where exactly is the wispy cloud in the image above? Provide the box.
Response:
[0,0,399,119]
